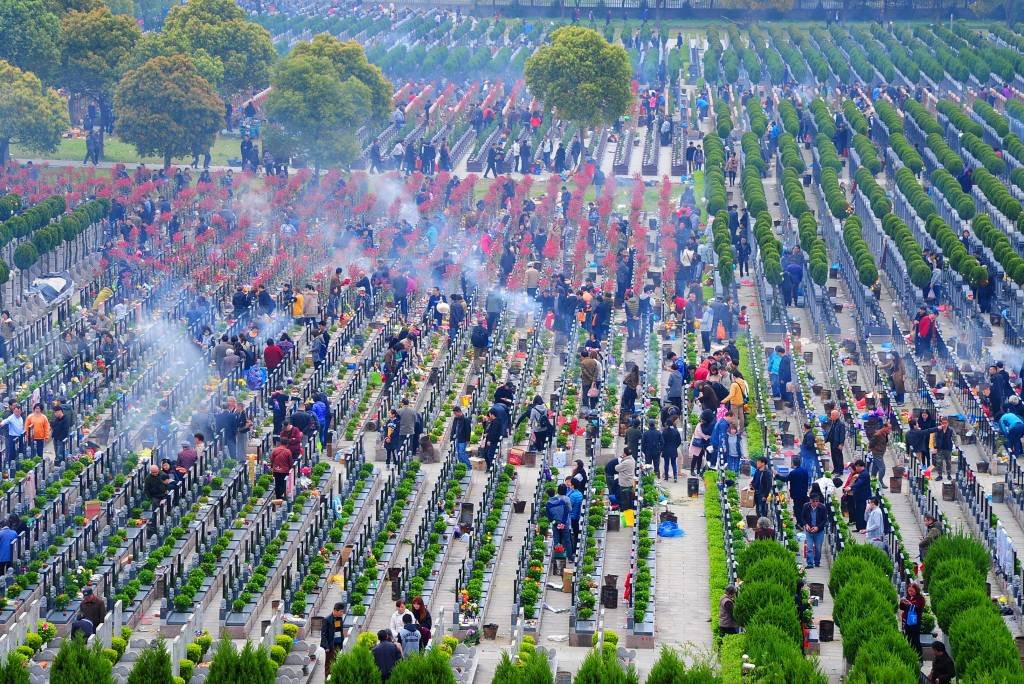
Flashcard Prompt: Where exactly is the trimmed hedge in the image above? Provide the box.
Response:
[779,100,800,137]
[854,167,892,220]
[0,195,19,222]
[961,132,1007,176]
[754,211,782,285]
[746,97,767,138]
[781,168,809,218]
[973,99,1010,138]
[843,216,879,287]
[904,99,943,137]
[895,166,935,220]
[874,100,904,135]
[810,98,835,139]
[816,134,842,172]
[926,214,988,286]
[926,132,964,176]
[798,213,829,286]
[974,213,1024,285]
[930,167,976,220]
[843,99,869,136]
[973,167,1021,221]
[778,133,805,174]
[937,100,984,138]
[820,167,848,219]
[882,213,932,289]
[741,132,765,175]
[1006,134,1024,167]
[712,211,734,288]
[890,133,923,176]
[742,164,768,216]
[703,134,727,217]
[925,535,1023,680]
[831,545,917,681]
[852,134,881,175]
[714,99,733,139]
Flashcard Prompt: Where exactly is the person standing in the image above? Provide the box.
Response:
[931,416,955,481]
[398,613,421,656]
[801,495,827,568]
[320,603,346,676]
[660,419,681,482]
[482,409,502,470]
[616,448,637,511]
[865,497,886,549]
[776,455,810,526]
[545,485,573,557]
[0,405,24,467]
[929,641,956,683]
[24,403,50,460]
[824,409,847,474]
[868,424,891,488]
[451,406,471,467]
[718,585,739,634]
[0,521,16,574]
[918,512,943,561]
[269,436,293,500]
[397,398,417,454]
[750,457,772,518]
[900,582,926,654]
[372,630,402,679]
[50,406,71,462]
[565,477,583,552]
[846,460,871,531]
[78,587,105,627]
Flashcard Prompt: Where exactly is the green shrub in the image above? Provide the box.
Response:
[923,534,990,586]
[178,658,195,681]
[127,640,173,684]
[736,540,791,579]
[747,601,802,646]
[733,581,792,625]
[744,556,799,593]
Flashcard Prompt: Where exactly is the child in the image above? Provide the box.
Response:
[738,305,748,329]
[723,422,744,473]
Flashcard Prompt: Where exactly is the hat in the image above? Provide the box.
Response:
[82,587,93,596]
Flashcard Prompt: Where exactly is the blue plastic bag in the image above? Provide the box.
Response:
[658,521,684,538]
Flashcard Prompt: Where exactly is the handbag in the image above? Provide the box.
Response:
[716,321,727,341]
[906,603,918,627]
[587,384,600,398]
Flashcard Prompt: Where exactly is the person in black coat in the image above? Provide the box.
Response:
[750,457,773,518]
[641,421,663,471]
[320,603,346,676]
[847,460,872,530]
[451,406,472,467]
[482,410,503,470]
[660,420,682,481]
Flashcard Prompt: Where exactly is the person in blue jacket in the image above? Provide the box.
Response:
[999,412,1024,456]
[707,413,730,470]
[847,459,872,531]
[722,421,744,473]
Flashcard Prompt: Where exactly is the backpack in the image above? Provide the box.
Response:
[471,326,488,348]
[246,366,266,390]
[534,407,552,433]
[400,626,421,655]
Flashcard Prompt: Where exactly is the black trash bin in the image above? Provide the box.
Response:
[600,585,618,609]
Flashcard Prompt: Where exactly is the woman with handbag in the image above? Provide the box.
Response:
[689,410,715,476]
[899,582,926,654]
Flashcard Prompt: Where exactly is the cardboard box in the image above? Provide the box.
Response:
[740,489,755,508]
[471,457,487,472]
[562,568,574,594]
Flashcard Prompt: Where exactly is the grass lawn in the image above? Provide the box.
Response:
[11,134,242,167]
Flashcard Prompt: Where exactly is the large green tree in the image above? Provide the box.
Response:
[288,34,393,121]
[114,54,223,168]
[0,60,68,164]
[0,0,61,82]
[265,50,372,172]
[155,0,275,97]
[525,26,632,128]
[59,5,141,140]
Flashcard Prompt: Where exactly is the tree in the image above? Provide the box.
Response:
[525,26,631,128]
[287,34,393,121]
[328,645,380,684]
[972,0,1020,22]
[0,651,28,684]
[50,635,113,684]
[158,0,275,97]
[126,640,173,684]
[206,637,275,684]
[114,54,223,169]
[0,0,61,82]
[129,32,225,90]
[0,60,69,165]
[265,48,373,172]
[59,6,141,140]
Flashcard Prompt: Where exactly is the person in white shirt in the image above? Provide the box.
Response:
[811,474,841,501]
[0,405,24,465]
[389,599,413,639]
[864,497,886,550]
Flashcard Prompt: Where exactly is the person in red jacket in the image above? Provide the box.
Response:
[269,436,293,500]
[914,307,934,356]
[264,338,284,370]
[279,419,303,458]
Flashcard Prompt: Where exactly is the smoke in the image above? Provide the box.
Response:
[368,174,420,226]
[988,344,1024,375]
